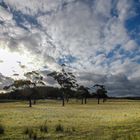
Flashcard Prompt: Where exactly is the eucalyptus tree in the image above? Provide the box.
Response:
[93,84,108,104]
[3,79,35,107]
[47,65,78,106]
[77,85,89,104]
[24,71,45,104]
[3,71,45,107]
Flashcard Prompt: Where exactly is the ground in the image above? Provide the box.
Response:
[0,99,140,140]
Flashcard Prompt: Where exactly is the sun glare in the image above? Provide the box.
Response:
[0,48,41,79]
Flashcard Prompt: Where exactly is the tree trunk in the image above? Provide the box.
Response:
[29,99,32,107]
[66,96,69,103]
[62,92,65,106]
[98,97,100,104]
[81,98,84,104]
[84,97,87,104]
[33,99,36,105]
[62,97,65,106]
[103,98,106,103]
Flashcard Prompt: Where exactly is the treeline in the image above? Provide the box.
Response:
[0,86,103,100]
[109,96,140,100]
[1,66,108,107]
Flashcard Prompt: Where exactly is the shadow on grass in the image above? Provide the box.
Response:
[0,100,20,103]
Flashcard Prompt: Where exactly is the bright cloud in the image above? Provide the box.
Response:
[0,0,140,96]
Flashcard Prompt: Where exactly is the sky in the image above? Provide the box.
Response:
[0,0,140,97]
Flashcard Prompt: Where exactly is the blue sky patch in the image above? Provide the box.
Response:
[12,10,41,30]
[125,0,140,44]
[0,0,8,9]
[58,55,77,65]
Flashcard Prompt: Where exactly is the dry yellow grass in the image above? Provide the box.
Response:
[0,99,140,139]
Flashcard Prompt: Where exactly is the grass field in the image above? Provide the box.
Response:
[0,99,140,140]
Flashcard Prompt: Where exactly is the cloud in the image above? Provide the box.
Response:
[0,5,12,21]
[124,40,137,51]
[0,0,140,96]
[77,72,140,97]
[0,73,13,89]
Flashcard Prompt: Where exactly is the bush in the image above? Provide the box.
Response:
[23,127,33,135]
[0,124,4,134]
[40,124,48,133]
[23,127,37,140]
[32,132,37,140]
[55,124,64,132]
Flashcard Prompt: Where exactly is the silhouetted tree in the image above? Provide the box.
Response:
[47,64,78,106]
[24,71,45,104]
[3,79,35,107]
[77,86,89,104]
[93,84,108,104]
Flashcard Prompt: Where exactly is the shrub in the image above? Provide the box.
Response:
[0,124,4,134]
[23,127,33,135]
[55,124,64,132]
[32,132,37,140]
[40,124,48,133]
[23,127,37,140]
[71,127,76,132]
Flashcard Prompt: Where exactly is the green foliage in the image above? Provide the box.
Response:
[94,84,108,96]
[48,65,78,105]
[24,71,45,86]
[47,66,78,92]
[77,86,89,97]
